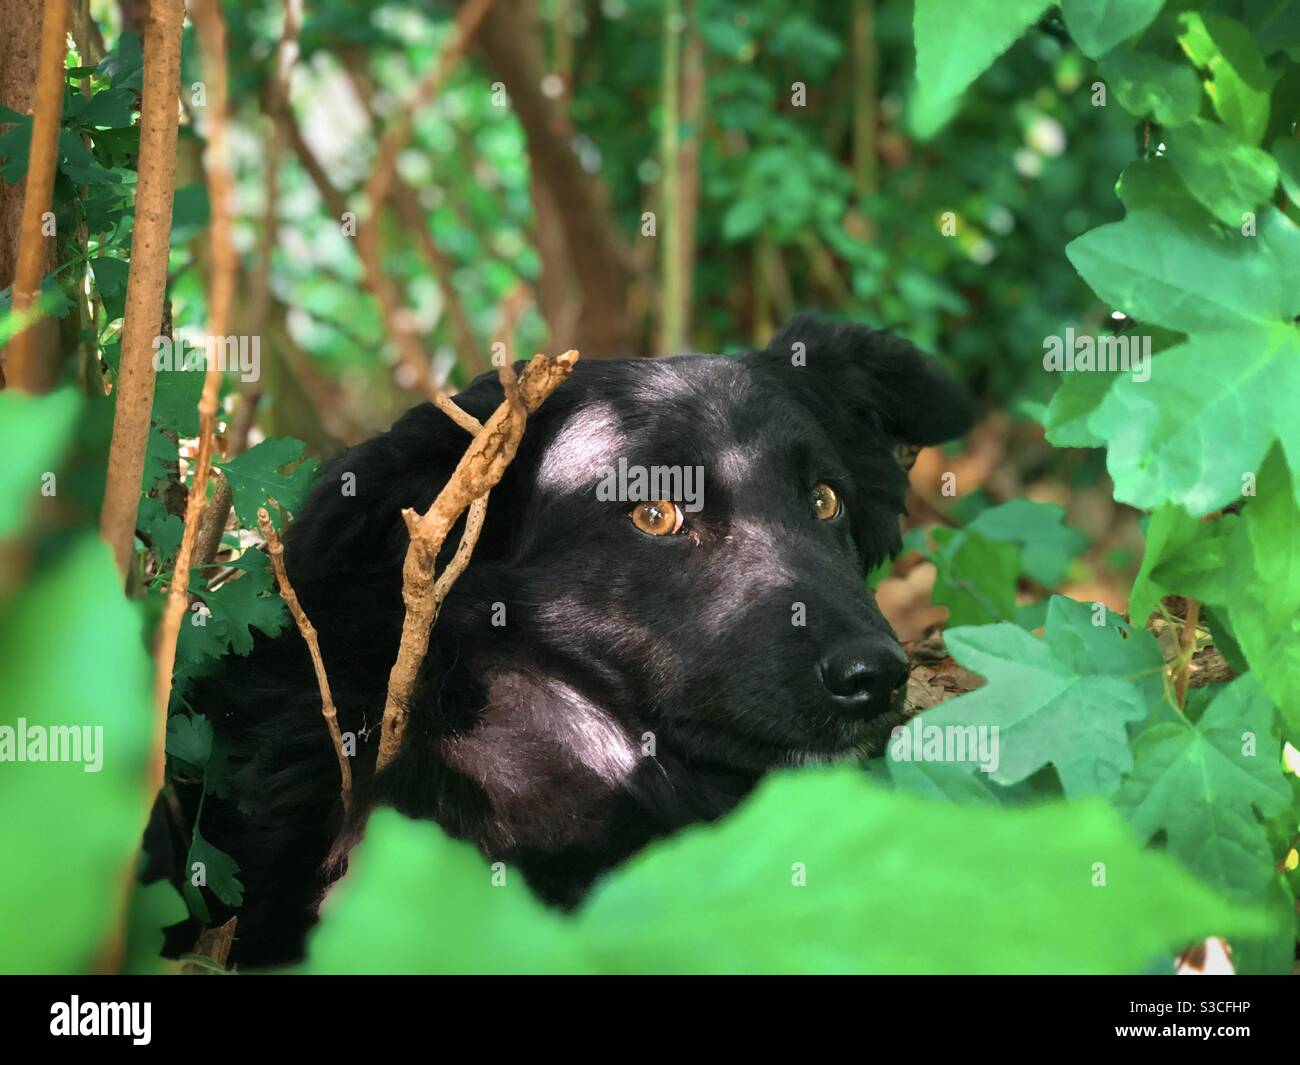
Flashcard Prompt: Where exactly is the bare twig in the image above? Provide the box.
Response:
[4,0,70,392]
[98,0,185,580]
[356,0,496,435]
[376,349,578,770]
[257,507,352,810]
[153,0,235,751]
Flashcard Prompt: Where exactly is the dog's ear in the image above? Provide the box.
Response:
[282,371,509,590]
[746,314,975,460]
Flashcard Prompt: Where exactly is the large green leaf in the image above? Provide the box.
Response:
[928,526,1020,626]
[1222,447,1300,734]
[1069,207,1300,513]
[911,0,1051,135]
[0,538,153,972]
[921,596,1164,796]
[1061,0,1164,59]
[1115,676,1290,900]
[967,499,1088,586]
[0,388,81,539]
[298,810,586,974]
[297,774,1269,974]
[1128,504,1239,624]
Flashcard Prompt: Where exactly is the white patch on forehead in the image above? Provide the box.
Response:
[535,403,627,494]
[714,440,762,483]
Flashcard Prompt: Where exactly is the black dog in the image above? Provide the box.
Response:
[171,315,973,965]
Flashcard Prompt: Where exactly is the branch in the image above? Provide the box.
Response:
[257,507,352,811]
[4,0,70,392]
[98,0,185,581]
[376,348,578,770]
[153,0,235,757]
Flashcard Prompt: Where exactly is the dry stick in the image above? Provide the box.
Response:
[257,507,352,810]
[4,0,70,393]
[98,0,186,581]
[151,0,236,761]
[376,349,577,771]
[355,0,496,436]
[1173,597,1201,710]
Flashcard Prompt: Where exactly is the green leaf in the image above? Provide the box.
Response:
[578,770,1269,973]
[1177,11,1273,145]
[1116,156,1217,226]
[928,526,1020,627]
[1043,365,1120,447]
[1128,504,1239,624]
[298,810,586,974]
[182,826,244,924]
[0,388,81,539]
[1166,120,1278,226]
[911,0,1051,135]
[1222,446,1300,734]
[166,713,213,773]
[1115,675,1290,901]
[1090,326,1300,514]
[1061,0,1164,59]
[194,550,287,657]
[77,86,135,129]
[0,538,153,972]
[297,776,1270,974]
[96,31,143,91]
[1099,47,1201,126]
[137,496,183,565]
[215,437,320,529]
[923,596,1164,796]
[967,499,1088,586]
[1274,136,1300,203]
[89,255,130,321]
[1067,206,1299,335]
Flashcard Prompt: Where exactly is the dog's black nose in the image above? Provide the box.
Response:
[817,640,908,716]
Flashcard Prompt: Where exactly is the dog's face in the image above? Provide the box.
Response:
[435,317,975,772]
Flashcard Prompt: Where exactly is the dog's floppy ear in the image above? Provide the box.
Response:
[747,314,975,460]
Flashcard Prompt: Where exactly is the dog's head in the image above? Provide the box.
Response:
[288,316,973,773]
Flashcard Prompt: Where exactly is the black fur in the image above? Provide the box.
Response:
[171,315,973,965]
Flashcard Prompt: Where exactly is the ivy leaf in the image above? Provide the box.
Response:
[1177,11,1273,145]
[1042,366,1119,447]
[1275,136,1300,203]
[1166,120,1279,226]
[216,437,320,529]
[1098,47,1201,126]
[911,0,1052,135]
[95,31,144,91]
[928,526,1020,627]
[77,87,135,129]
[967,499,1088,586]
[298,779,1271,975]
[1115,675,1290,901]
[0,388,81,539]
[922,597,1164,796]
[1061,0,1163,59]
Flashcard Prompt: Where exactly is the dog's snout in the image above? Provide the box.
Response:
[816,640,908,716]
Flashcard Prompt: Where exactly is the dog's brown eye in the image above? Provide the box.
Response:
[811,483,841,521]
[630,500,684,536]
